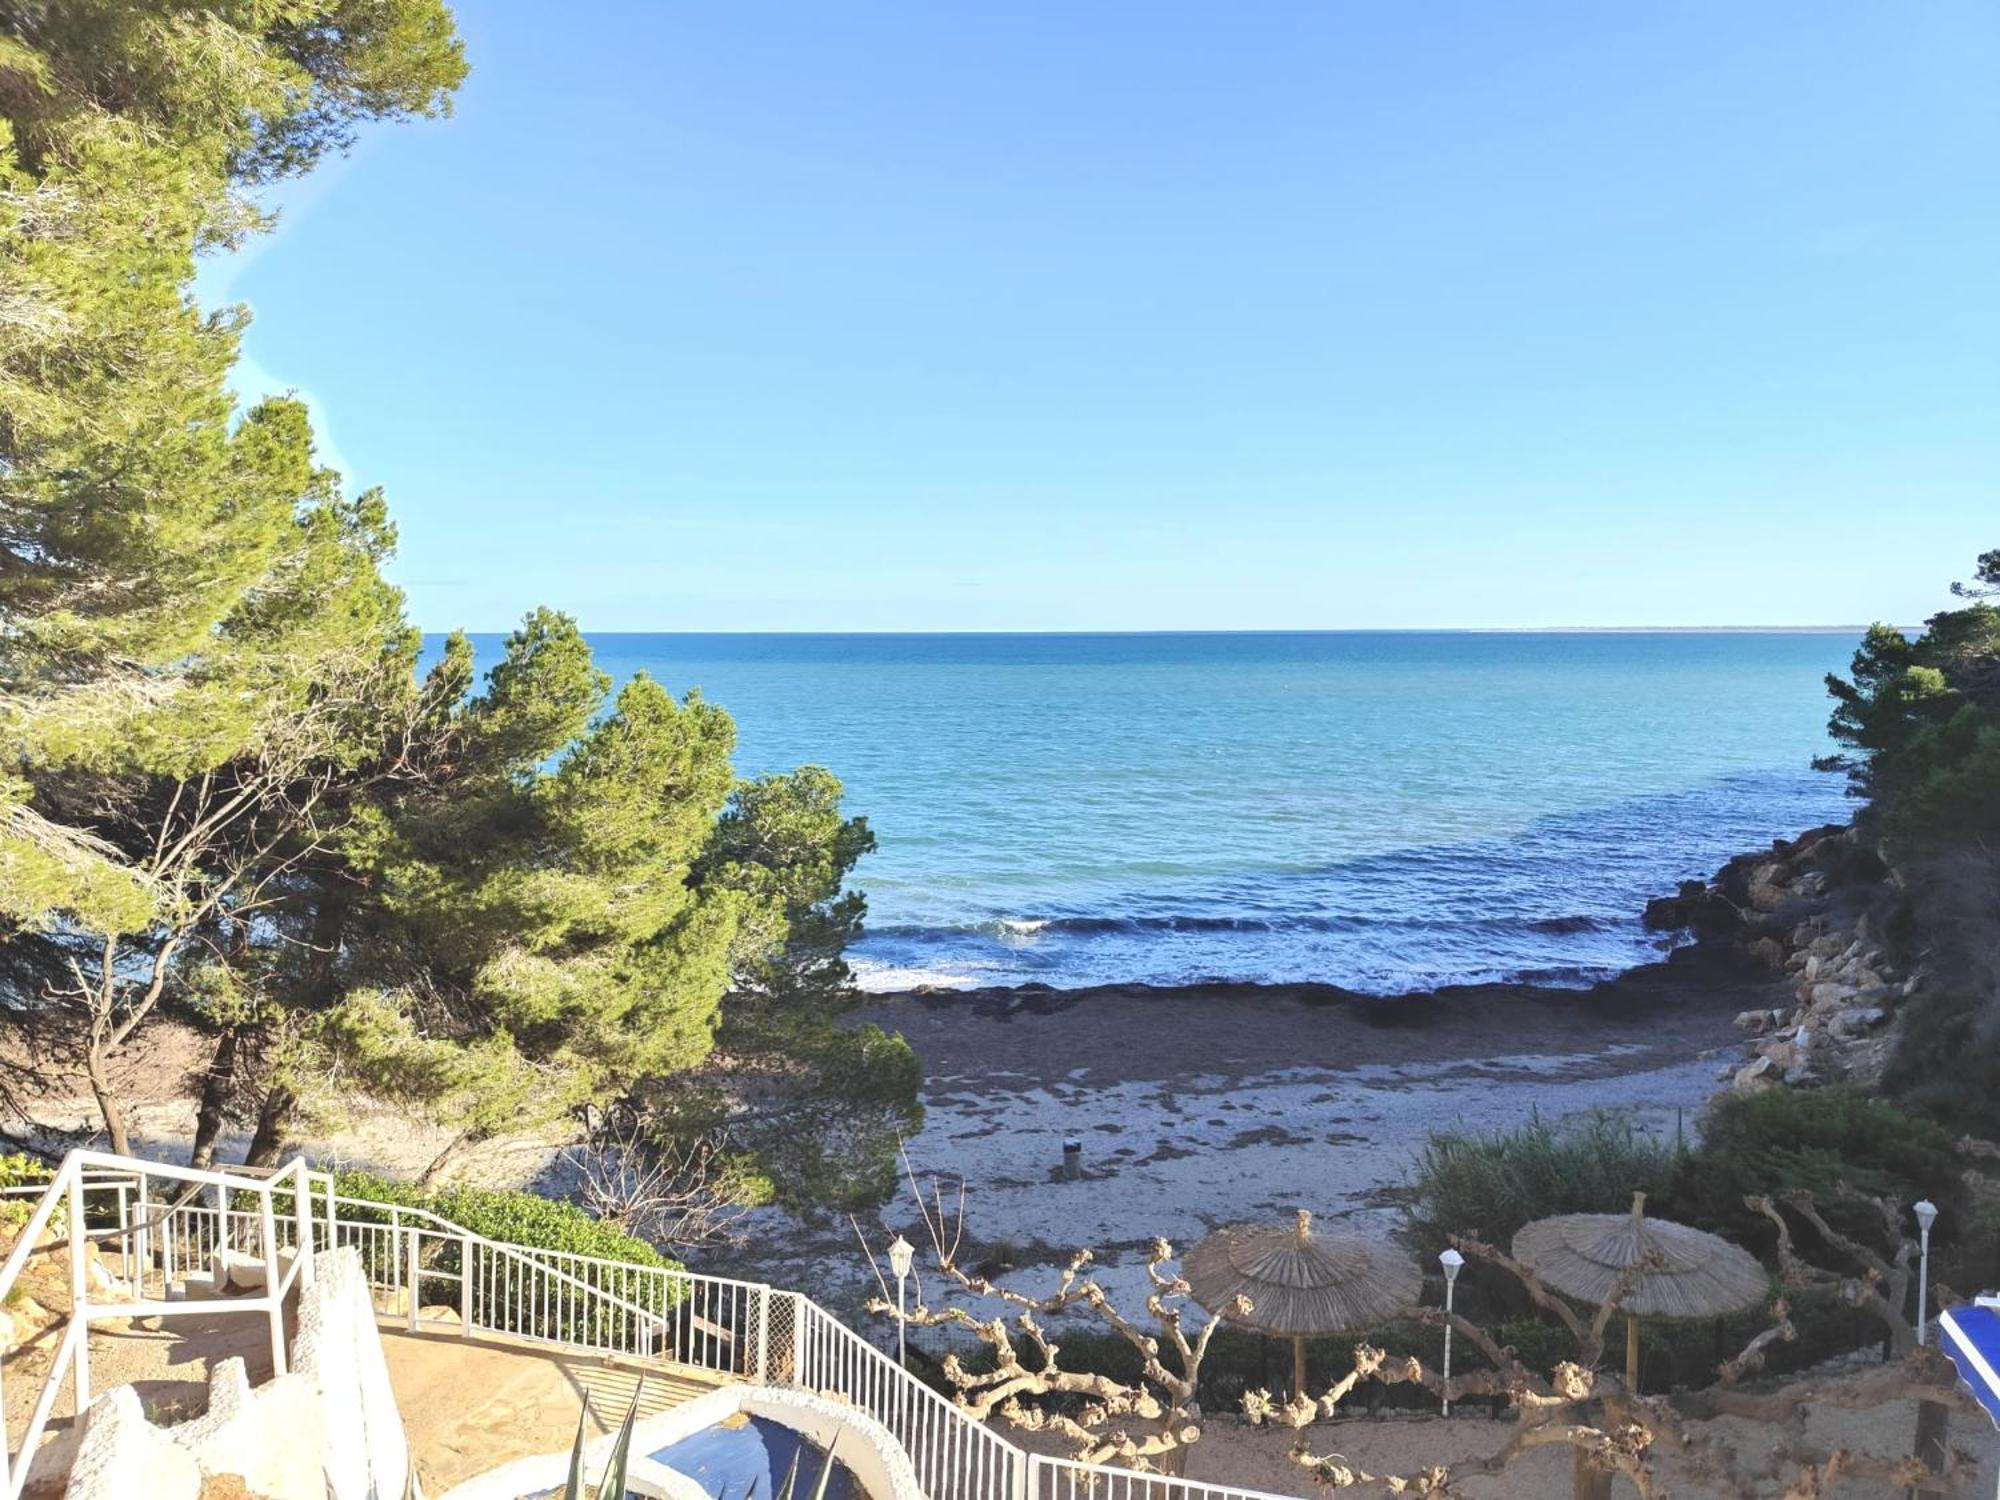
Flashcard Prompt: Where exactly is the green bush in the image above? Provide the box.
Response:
[1406,1112,1683,1249]
[1659,1086,1964,1251]
[1885,985,2000,1140]
[326,1170,676,1268]
[316,1170,686,1346]
[0,1154,53,1193]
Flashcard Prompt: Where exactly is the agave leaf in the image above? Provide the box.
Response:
[809,1435,841,1500]
[563,1397,593,1500]
[594,1383,644,1500]
[775,1450,802,1500]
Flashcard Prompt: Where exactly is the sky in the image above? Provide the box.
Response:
[200,2,2000,632]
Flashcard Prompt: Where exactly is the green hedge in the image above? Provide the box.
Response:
[328,1170,676,1272]
[304,1170,687,1346]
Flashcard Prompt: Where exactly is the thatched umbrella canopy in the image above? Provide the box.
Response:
[1184,1209,1421,1398]
[1512,1191,1767,1387]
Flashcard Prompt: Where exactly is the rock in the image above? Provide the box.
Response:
[1735,1008,1778,1034]
[1746,862,1790,913]
[1759,1037,1805,1071]
[1810,982,1859,1008]
[1832,1006,1888,1038]
[1745,936,1788,971]
[1733,1056,1779,1093]
[1783,1063,1820,1086]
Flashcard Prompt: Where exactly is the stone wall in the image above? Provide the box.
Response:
[64,1247,410,1500]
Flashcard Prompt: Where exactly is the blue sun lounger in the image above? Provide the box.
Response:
[1939,1296,2000,1498]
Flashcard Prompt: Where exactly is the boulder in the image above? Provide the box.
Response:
[1745,936,1788,971]
[1831,1006,1888,1038]
[1733,1056,1779,1093]
[1745,862,1791,913]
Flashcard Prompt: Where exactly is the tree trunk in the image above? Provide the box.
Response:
[85,1043,130,1157]
[189,1025,240,1169]
[416,1130,474,1188]
[243,1082,296,1167]
[1908,1395,1951,1497]
[1572,1449,1614,1500]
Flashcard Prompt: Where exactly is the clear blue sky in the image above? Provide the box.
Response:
[202,2,1999,632]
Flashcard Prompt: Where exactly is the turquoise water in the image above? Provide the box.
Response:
[460,631,1860,994]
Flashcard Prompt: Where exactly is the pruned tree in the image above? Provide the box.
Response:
[855,1151,1236,1475]
[1259,1190,1977,1499]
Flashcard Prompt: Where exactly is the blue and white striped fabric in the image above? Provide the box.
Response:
[1939,1300,2000,1432]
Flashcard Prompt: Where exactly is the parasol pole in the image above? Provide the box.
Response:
[1294,1335,1307,1405]
[1624,1191,1646,1392]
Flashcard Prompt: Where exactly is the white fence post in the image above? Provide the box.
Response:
[66,1170,89,1411]
[460,1236,474,1336]
[405,1227,421,1332]
[754,1285,770,1384]
[258,1187,286,1379]
[293,1168,314,1288]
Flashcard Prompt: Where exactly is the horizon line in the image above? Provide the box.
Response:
[420,624,1885,637]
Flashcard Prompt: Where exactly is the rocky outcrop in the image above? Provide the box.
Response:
[1644,825,1914,1096]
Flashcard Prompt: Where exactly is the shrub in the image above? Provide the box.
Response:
[1405,1112,1684,1249]
[314,1170,688,1345]
[1660,1086,1964,1251]
[327,1170,676,1270]
[0,1155,53,1193]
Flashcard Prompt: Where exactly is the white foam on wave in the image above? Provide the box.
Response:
[994,917,1048,939]
[850,958,984,993]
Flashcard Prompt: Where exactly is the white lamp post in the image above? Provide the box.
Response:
[888,1234,915,1373]
[1914,1200,1938,1346]
[1439,1248,1465,1416]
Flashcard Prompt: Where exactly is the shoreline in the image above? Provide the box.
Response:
[720,943,1788,1308]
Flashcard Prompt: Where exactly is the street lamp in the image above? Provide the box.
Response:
[888,1234,915,1373]
[1914,1200,1938,1346]
[1439,1248,1465,1416]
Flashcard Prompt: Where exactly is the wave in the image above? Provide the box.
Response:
[870,910,1612,943]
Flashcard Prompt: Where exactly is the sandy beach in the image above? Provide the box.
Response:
[723,946,1785,1311]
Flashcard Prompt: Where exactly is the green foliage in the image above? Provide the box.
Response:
[1405,1112,1683,1249]
[561,1384,642,1500]
[330,1169,675,1271]
[1884,985,2000,1139]
[0,1154,53,1193]
[0,0,899,1202]
[0,0,465,1152]
[1660,1087,1964,1250]
[295,611,750,1150]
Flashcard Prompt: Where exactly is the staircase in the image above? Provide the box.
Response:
[2,1150,1307,1500]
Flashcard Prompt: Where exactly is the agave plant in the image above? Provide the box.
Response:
[564,1384,644,1500]
[774,1435,841,1500]
[714,1434,841,1500]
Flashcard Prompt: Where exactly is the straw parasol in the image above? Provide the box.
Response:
[1184,1209,1422,1399]
[1512,1191,1767,1388]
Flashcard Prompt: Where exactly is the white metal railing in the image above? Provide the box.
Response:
[0,1150,315,1500]
[791,1292,1025,1498]
[0,1152,1309,1500]
[1026,1457,1308,1500]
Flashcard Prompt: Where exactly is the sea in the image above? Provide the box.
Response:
[462,631,1862,996]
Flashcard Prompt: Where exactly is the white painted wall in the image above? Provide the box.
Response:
[438,1383,925,1500]
[64,1247,411,1500]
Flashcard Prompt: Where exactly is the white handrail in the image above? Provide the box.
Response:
[0,1151,1311,1500]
